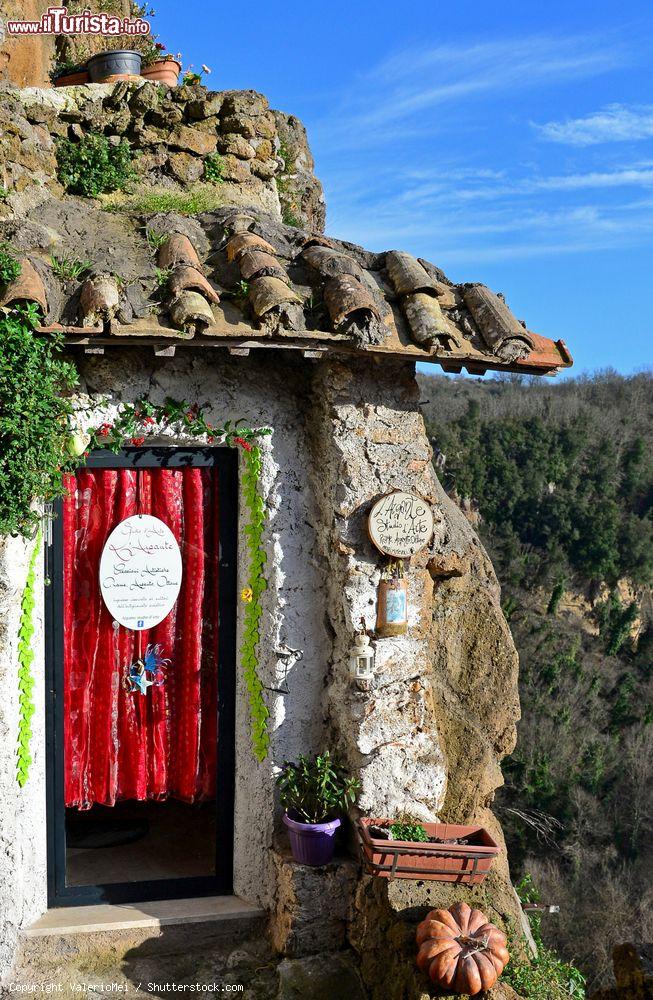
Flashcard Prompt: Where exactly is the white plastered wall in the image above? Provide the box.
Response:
[0,350,332,978]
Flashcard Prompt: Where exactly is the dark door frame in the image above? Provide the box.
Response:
[45,447,238,907]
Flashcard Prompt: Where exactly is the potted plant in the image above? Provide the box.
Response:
[357,816,500,883]
[51,58,90,87]
[141,44,182,87]
[87,40,142,83]
[277,752,360,866]
[181,64,212,87]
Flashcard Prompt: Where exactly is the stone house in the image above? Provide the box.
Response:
[0,76,571,998]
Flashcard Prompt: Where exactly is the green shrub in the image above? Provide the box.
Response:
[204,153,224,184]
[154,267,172,294]
[56,133,135,198]
[0,244,21,286]
[281,204,301,228]
[504,875,587,999]
[146,229,168,252]
[0,306,78,536]
[276,751,360,824]
[595,591,639,656]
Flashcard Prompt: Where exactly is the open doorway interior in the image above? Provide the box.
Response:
[66,800,217,886]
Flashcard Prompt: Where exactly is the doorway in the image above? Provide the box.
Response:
[45,448,238,907]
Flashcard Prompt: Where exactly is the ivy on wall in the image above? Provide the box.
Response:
[0,304,78,537]
[16,529,41,787]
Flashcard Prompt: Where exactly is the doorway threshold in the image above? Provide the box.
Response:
[24,895,265,936]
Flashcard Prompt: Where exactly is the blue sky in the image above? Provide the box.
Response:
[152,0,653,376]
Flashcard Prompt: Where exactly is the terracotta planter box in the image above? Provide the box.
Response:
[54,70,90,87]
[141,58,182,87]
[357,818,500,884]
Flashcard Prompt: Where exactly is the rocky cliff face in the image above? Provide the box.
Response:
[0,2,54,87]
[0,82,325,231]
[268,359,531,999]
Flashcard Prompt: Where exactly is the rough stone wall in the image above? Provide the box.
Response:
[298,358,527,999]
[0,83,325,230]
[0,1,54,88]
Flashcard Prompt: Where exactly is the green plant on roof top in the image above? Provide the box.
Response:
[0,243,21,286]
[146,229,168,252]
[154,266,172,291]
[281,204,301,228]
[104,184,223,217]
[204,153,224,185]
[56,132,135,198]
[50,254,93,282]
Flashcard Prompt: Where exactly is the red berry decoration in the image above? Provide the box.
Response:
[416,901,510,995]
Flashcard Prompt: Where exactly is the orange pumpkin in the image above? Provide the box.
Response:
[416,901,510,995]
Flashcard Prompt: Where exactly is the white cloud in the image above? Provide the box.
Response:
[536,103,653,145]
[311,33,628,149]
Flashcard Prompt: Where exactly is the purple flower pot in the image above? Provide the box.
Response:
[283,812,341,866]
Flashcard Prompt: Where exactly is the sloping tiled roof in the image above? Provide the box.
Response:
[0,205,572,376]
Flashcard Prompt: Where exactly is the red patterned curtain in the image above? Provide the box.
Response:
[63,467,219,810]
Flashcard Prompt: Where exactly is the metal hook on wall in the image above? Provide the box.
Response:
[264,642,304,695]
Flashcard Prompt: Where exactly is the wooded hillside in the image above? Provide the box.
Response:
[419,370,653,990]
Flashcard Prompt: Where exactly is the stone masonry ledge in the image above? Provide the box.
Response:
[22,895,264,936]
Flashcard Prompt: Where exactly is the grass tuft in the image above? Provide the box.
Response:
[102,184,223,217]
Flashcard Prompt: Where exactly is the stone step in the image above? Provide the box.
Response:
[11,896,269,989]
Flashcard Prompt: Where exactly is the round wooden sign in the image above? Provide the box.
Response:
[99,515,183,631]
[368,491,434,558]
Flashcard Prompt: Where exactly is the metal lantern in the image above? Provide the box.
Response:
[350,633,375,683]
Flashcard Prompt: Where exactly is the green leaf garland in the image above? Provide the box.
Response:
[240,445,270,762]
[16,528,41,787]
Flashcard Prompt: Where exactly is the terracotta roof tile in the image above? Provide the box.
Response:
[225,232,277,262]
[1,258,48,315]
[463,283,534,362]
[168,265,220,304]
[386,251,438,297]
[0,205,571,375]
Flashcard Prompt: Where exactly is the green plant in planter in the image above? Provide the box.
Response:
[49,57,86,82]
[389,820,429,842]
[56,133,135,198]
[0,243,21,286]
[276,752,360,824]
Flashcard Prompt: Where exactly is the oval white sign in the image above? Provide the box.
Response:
[368,491,435,559]
[99,515,183,631]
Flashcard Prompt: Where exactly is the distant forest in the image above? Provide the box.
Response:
[419,370,653,990]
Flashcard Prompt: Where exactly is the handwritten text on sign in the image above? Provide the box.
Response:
[99,515,183,630]
[368,492,434,558]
